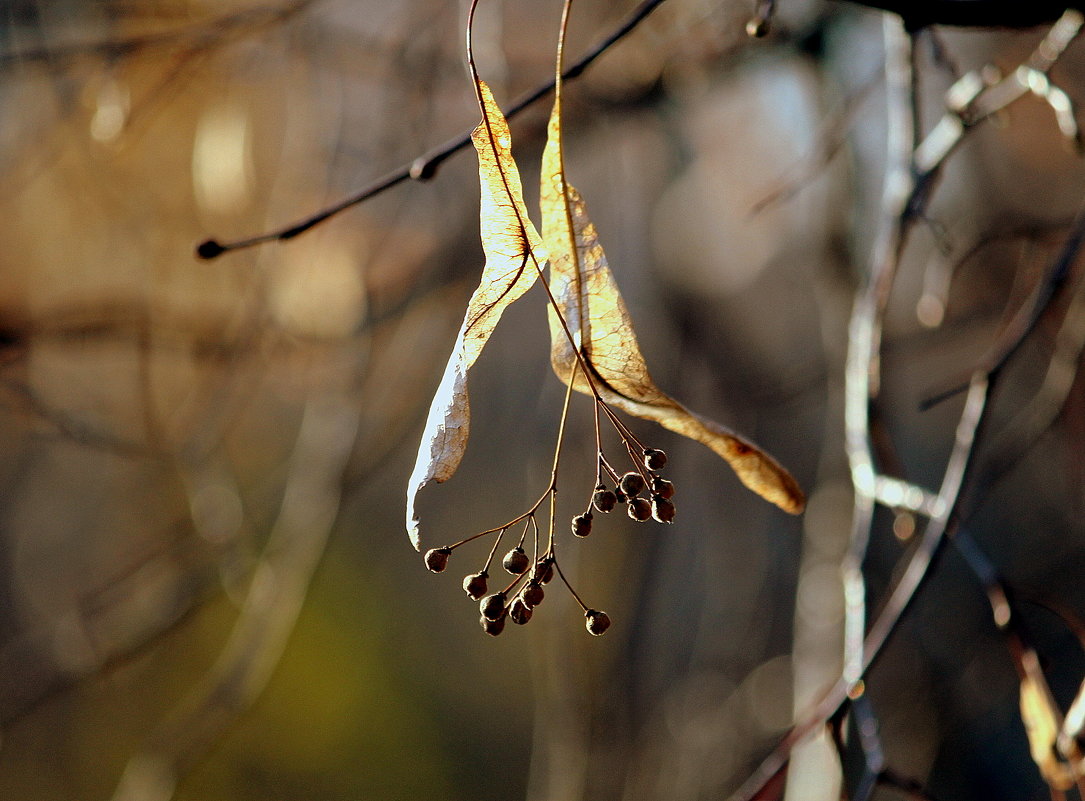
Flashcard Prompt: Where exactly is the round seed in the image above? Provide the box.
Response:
[502,547,530,575]
[462,571,488,599]
[643,448,668,470]
[619,472,646,497]
[585,609,611,636]
[627,497,652,521]
[510,598,533,625]
[424,547,451,573]
[651,496,676,523]
[522,581,545,608]
[651,476,675,500]
[480,592,507,621]
[592,488,618,513]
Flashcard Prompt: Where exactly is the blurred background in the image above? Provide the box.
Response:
[1,1,1084,800]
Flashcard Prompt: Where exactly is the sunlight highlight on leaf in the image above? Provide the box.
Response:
[1020,661,1074,791]
[406,81,546,548]
[1059,677,1085,760]
[540,98,804,514]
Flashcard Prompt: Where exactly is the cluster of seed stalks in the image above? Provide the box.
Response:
[424,419,677,636]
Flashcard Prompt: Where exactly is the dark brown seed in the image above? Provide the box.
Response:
[572,513,593,537]
[592,488,617,513]
[651,496,676,523]
[510,598,533,625]
[619,472,646,497]
[481,614,506,636]
[480,592,507,621]
[424,547,451,573]
[502,547,530,575]
[585,609,611,636]
[522,581,545,608]
[534,559,555,584]
[643,448,668,470]
[627,497,652,521]
[651,476,675,500]
[462,571,488,599]
[614,489,627,504]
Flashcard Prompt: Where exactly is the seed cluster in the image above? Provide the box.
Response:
[424,518,568,637]
[422,437,676,638]
[584,447,677,530]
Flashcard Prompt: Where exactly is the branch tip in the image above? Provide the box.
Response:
[195,239,226,260]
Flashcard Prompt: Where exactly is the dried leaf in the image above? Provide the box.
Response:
[539,99,804,514]
[1020,669,1075,791]
[406,82,545,548]
[1058,677,1085,760]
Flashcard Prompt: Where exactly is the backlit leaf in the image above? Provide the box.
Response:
[1020,669,1074,791]
[539,99,804,515]
[1058,677,1085,760]
[406,82,546,548]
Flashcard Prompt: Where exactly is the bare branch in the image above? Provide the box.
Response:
[196,0,670,260]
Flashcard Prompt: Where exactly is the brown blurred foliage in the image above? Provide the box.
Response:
[1,1,1084,801]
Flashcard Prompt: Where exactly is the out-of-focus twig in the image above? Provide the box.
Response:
[911,10,1084,188]
[966,219,1085,498]
[840,15,917,694]
[109,386,361,801]
[737,12,1085,801]
[750,71,881,216]
[0,0,319,67]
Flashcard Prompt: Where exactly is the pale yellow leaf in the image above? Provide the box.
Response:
[1021,663,1074,791]
[540,99,804,514]
[406,82,546,548]
[1058,677,1085,762]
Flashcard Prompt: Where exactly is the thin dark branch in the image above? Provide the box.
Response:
[0,0,318,68]
[196,0,669,260]
[922,205,1085,410]
[750,70,880,216]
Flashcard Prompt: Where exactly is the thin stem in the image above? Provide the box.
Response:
[598,453,622,484]
[196,0,670,259]
[598,399,645,450]
[446,499,544,550]
[531,514,541,569]
[502,571,529,597]
[515,517,531,550]
[550,360,580,483]
[552,557,590,612]
[482,528,506,573]
[593,399,604,487]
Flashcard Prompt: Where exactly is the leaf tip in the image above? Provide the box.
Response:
[725,434,805,515]
[406,476,429,551]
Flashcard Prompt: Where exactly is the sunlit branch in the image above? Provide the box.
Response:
[737,11,1085,801]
